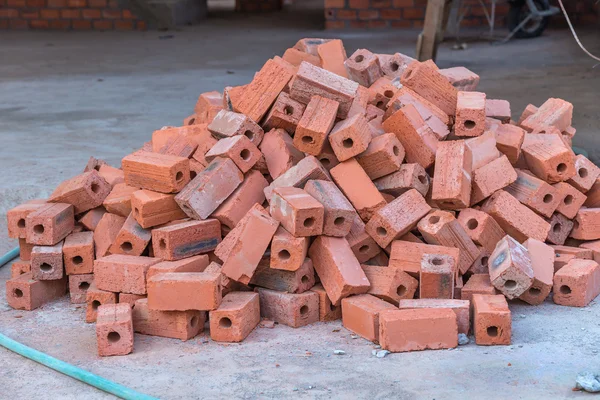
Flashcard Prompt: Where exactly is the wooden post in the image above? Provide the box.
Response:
[416,0,453,62]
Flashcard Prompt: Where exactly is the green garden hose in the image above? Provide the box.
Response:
[0,247,159,400]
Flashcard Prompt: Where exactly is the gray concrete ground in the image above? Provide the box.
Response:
[1,11,600,399]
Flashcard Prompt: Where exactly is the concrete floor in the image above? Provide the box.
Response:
[1,11,600,399]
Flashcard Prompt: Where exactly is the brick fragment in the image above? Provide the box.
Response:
[432,140,472,209]
[439,66,480,91]
[96,165,124,189]
[346,214,381,263]
[250,256,315,294]
[293,38,333,56]
[209,292,260,342]
[552,245,592,272]
[103,183,137,217]
[553,182,587,219]
[96,303,134,356]
[7,200,46,239]
[374,163,430,197]
[282,47,321,68]
[69,273,94,303]
[118,293,146,307]
[505,169,561,218]
[304,179,355,237]
[455,91,486,137]
[465,131,501,171]
[133,298,204,340]
[212,170,268,229]
[11,260,31,279]
[461,274,496,303]
[344,49,382,87]
[342,294,396,342]
[31,242,64,281]
[294,95,339,155]
[317,39,348,78]
[377,52,415,78]
[493,123,525,164]
[520,97,573,133]
[518,238,554,305]
[130,189,186,229]
[398,299,469,335]
[362,265,418,305]
[401,60,458,116]
[122,152,190,194]
[94,255,160,295]
[484,98,511,123]
[367,77,397,110]
[49,170,111,214]
[256,288,319,328]
[260,128,305,179]
[584,178,600,207]
[471,155,518,205]
[308,236,370,305]
[568,155,600,193]
[208,109,264,146]
[26,203,74,246]
[580,240,600,263]
[457,208,505,252]
[194,91,223,123]
[310,283,342,321]
[6,272,66,311]
[79,207,106,231]
[366,189,431,248]
[488,235,534,299]
[85,283,117,323]
[553,259,600,307]
[472,294,511,345]
[522,133,576,183]
[18,239,33,262]
[571,208,600,240]
[93,213,126,258]
[63,231,94,275]
[379,308,458,352]
[330,158,386,221]
[148,272,222,311]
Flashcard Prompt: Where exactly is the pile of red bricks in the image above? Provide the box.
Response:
[6,38,600,356]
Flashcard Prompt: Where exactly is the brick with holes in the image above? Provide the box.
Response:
[417,210,480,275]
[377,52,415,78]
[122,152,190,194]
[259,128,305,180]
[341,294,396,342]
[308,236,370,305]
[94,255,161,295]
[355,133,404,180]
[48,170,111,214]
[552,245,593,272]
[31,242,64,281]
[96,303,134,357]
[148,272,222,311]
[472,294,511,345]
[133,298,204,341]
[330,158,386,222]
[214,204,266,262]
[488,235,534,299]
[109,213,151,256]
[205,135,261,174]
[208,109,264,146]
[505,169,561,218]
[432,140,473,209]
[294,96,339,156]
[85,283,118,323]
[6,272,67,311]
[455,91,486,137]
[26,203,74,246]
[146,255,210,282]
[256,287,319,328]
[522,133,576,183]
[270,226,309,271]
[102,183,137,217]
[250,256,315,294]
[175,157,244,220]
[11,260,30,279]
[63,231,94,275]
[209,292,260,342]
[367,76,397,110]
[389,241,460,279]
[119,293,146,307]
[152,219,221,261]
[553,182,587,219]
[310,283,342,321]
[585,178,600,207]
[304,179,355,237]
[518,238,554,305]
[7,200,47,239]
[130,189,187,229]
[457,208,505,253]
[68,273,94,304]
[471,155,518,205]
[520,97,573,133]
[580,240,600,263]
[264,155,330,201]
[366,189,431,249]
[570,208,600,241]
[553,259,600,307]
[346,213,381,263]
[398,299,470,335]
[344,49,382,88]
[568,155,600,193]
[374,163,430,198]
[461,274,497,303]
[469,246,492,275]
[361,265,418,306]
[269,187,324,237]
[262,92,306,135]
[493,123,525,165]
[328,114,372,162]
[481,190,551,242]
[18,239,33,262]
[401,61,458,116]
[546,213,574,245]
[419,254,456,299]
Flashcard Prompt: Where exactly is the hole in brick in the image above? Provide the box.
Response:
[190,316,199,327]
[91,183,100,193]
[300,305,309,315]
[431,257,443,266]
[553,223,562,233]
[529,287,541,296]
[159,239,167,250]
[320,157,330,167]
[376,227,388,237]
[326,9,334,17]
[94,165,101,171]
[392,146,400,156]
[278,249,291,261]
[244,130,255,141]
[107,331,121,343]
[33,224,45,234]
[92,300,101,310]
[578,167,588,178]
[303,217,315,228]
[390,62,399,72]
[556,163,567,174]
[543,194,553,203]
[504,280,517,290]
[284,105,294,115]
[376,101,384,108]
[302,135,314,144]
[359,245,370,254]
[133,207,139,217]
[481,256,489,266]
[342,138,354,148]
[396,285,407,296]
[418,175,428,184]
[40,263,53,272]
[564,195,573,205]
[175,171,184,181]
[188,118,195,125]
[560,285,572,294]
[17,219,26,228]
[464,120,476,130]
[404,68,413,79]
[120,241,133,252]
[240,149,251,161]
[79,281,90,290]
[354,55,364,63]
[334,217,345,226]
[219,317,232,328]
[329,303,336,312]
[13,288,23,298]
[301,275,309,284]
[429,216,440,224]
[486,326,499,337]
[574,219,580,230]
[190,171,197,180]
[384,90,394,98]
[467,219,479,230]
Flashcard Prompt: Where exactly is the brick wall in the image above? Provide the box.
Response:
[0,0,146,29]
[325,0,598,29]
[236,0,281,12]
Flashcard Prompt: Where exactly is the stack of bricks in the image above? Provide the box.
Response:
[6,38,600,356]
[0,0,146,30]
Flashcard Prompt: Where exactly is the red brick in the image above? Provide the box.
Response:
[6,272,67,311]
[250,256,315,294]
[489,235,534,299]
[7,200,47,239]
[205,136,261,174]
[294,96,339,156]
[505,169,561,218]
[96,304,133,356]
[518,238,554,304]
[68,273,94,303]
[152,219,221,261]
[63,231,94,275]
[130,190,185,229]
[7,0,25,6]
[304,179,355,237]
[208,109,264,146]
[9,18,28,29]
[82,8,101,18]
[49,170,111,214]
[88,0,105,6]
[553,182,587,219]
[94,254,160,295]
[311,283,342,321]
[49,19,71,29]
[136,20,146,30]
[341,294,396,341]
[40,8,60,18]
[362,265,418,305]
[346,213,381,262]
[133,298,204,340]
[21,10,40,19]
[256,288,319,328]
[60,9,80,18]
[521,133,576,183]
[520,98,573,133]
[93,19,113,30]
[209,292,260,342]
[398,298,469,335]
[553,259,600,307]
[26,203,74,246]
[71,19,91,29]
[380,8,401,19]
[432,140,472,208]
[325,20,346,29]
[401,61,457,116]
[571,208,600,241]
[146,255,209,282]
[102,8,121,19]
[264,155,330,201]
[270,187,323,237]
[148,272,222,311]
[472,294,511,345]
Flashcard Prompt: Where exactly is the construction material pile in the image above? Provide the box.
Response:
[6,38,600,356]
